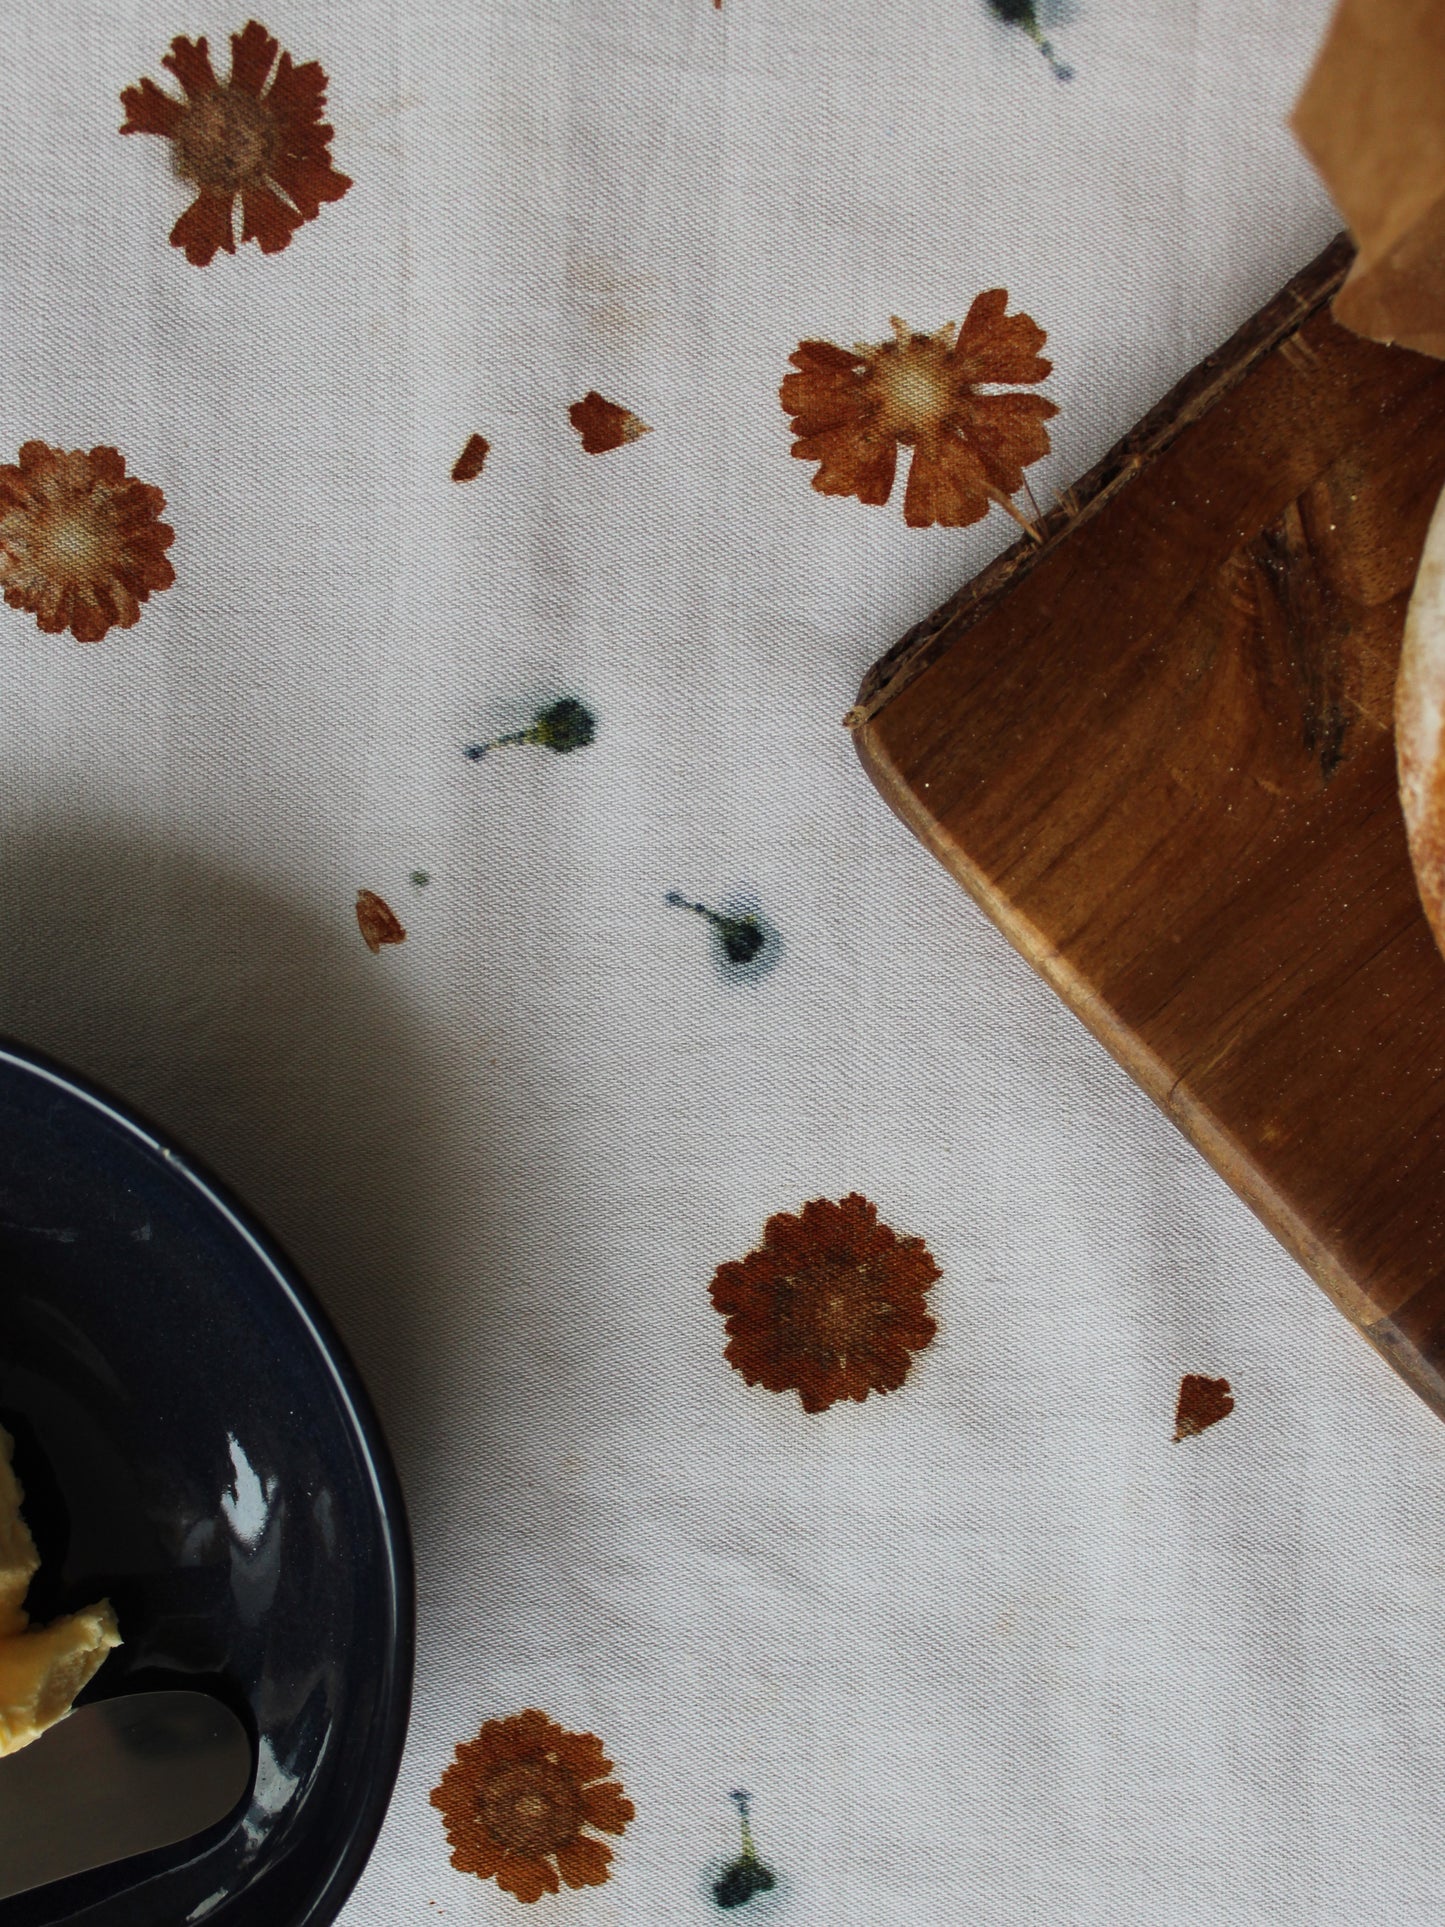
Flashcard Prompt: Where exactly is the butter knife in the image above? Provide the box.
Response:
[0,1690,252,1900]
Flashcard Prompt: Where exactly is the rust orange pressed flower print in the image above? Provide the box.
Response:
[0,443,175,644]
[356,889,405,953]
[430,1709,634,1904]
[569,392,651,454]
[711,1193,940,1413]
[780,291,1058,529]
[120,21,351,267]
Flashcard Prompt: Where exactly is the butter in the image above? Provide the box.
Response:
[0,1425,120,1756]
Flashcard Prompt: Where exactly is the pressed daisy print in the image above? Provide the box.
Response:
[356,889,406,953]
[569,392,651,454]
[120,21,351,267]
[780,290,1058,529]
[0,443,174,644]
[431,1709,634,1904]
[711,1194,940,1413]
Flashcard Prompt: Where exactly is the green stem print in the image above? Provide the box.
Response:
[986,0,1073,80]
[664,892,782,981]
[665,893,765,967]
[713,1791,776,1910]
[465,697,596,761]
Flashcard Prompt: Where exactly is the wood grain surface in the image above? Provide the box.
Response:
[852,236,1445,1420]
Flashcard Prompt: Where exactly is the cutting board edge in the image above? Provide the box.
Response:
[853,716,1445,1421]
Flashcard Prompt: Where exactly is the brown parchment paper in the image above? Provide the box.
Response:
[1293,0,1445,358]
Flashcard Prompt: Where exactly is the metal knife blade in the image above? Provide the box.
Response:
[0,1690,253,1900]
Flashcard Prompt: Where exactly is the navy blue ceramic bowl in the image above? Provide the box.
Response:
[0,1041,414,1926]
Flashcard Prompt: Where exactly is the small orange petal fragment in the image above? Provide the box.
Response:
[568,392,651,455]
[356,889,406,953]
[451,434,490,482]
[1173,1373,1235,1441]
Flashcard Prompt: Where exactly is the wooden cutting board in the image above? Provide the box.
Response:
[850,235,1445,1421]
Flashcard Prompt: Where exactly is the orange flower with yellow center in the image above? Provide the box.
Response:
[780,290,1058,529]
[120,21,352,267]
[711,1193,941,1413]
[430,1709,634,1904]
[0,443,175,644]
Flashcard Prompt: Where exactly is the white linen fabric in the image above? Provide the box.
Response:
[6,2,1442,1922]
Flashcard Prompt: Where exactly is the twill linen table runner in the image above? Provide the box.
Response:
[3,3,1440,1922]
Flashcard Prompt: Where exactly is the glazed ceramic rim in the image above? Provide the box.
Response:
[0,1035,417,1927]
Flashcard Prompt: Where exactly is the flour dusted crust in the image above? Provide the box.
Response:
[0,1425,120,1756]
[1398,485,1445,956]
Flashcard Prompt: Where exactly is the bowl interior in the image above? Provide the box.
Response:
[0,1045,412,1927]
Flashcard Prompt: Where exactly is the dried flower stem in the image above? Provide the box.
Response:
[986,485,1044,544]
